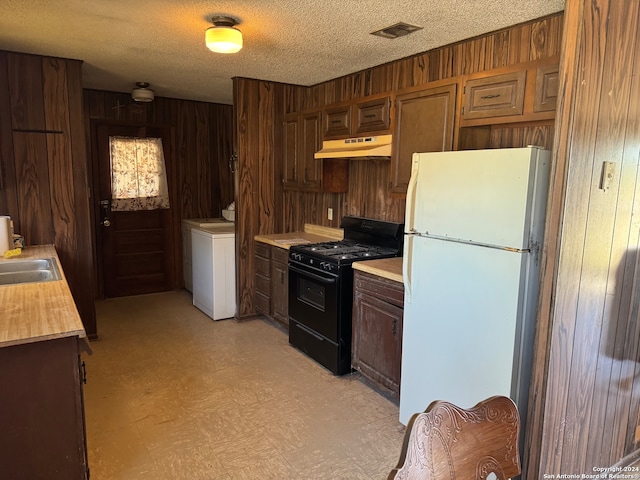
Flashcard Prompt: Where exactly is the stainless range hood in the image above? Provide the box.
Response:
[314,134,392,159]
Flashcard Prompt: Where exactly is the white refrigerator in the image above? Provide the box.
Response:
[399,146,551,426]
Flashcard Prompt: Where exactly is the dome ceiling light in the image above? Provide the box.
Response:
[131,82,154,102]
[205,16,243,54]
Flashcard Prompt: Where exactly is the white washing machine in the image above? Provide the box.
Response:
[191,224,236,320]
[182,218,230,292]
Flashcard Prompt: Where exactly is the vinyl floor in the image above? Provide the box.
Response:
[84,290,406,479]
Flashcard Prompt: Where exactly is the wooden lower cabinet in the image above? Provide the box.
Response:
[352,270,404,399]
[254,241,289,327]
[271,247,289,326]
[254,242,271,315]
[0,336,89,479]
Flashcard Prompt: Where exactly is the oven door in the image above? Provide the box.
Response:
[288,262,338,342]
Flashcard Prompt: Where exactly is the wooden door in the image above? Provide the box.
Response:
[391,83,457,194]
[93,123,176,297]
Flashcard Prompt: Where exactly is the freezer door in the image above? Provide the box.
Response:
[407,147,550,250]
[399,236,530,424]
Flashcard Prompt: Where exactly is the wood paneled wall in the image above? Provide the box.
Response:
[234,13,563,317]
[299,13,563,109]
[527,0,640,474]
[0,52,96,337]
[83,90,234,298]
[83,90,234,221]
[282,13,563,231]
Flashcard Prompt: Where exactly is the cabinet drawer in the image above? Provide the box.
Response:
[324,105,351,138]
[354,96,391,134]
[463,70,526,120]
[255,291,270,314]
[254,242,271,259]
[255,273,271,296]
[354,271,404,308]
[255,255,271,278]
[272,246,289,264]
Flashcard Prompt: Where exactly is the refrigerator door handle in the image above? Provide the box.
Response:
[403,235,413,303]
[405,154,419,233]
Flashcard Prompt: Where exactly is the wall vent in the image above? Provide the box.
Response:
[370,22,423,39]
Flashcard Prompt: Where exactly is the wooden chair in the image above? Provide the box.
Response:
[388,395,521,480]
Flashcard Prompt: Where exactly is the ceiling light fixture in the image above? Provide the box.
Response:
[205,16,243,54]
[131,82,154,102]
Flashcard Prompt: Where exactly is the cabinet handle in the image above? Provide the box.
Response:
[81,361,87,384]
[391,319,398,336]
[480,93,500,99]
[364,114,376,119]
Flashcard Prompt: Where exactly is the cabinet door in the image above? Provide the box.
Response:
[391,83,456,194]
[352,289,403,398]
[271,247,289,326]
[534,63,559,112]
[282,114,299,188]
[300,111,322,190]
[0,337,89,479]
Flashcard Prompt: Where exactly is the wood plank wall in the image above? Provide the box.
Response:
[0,52,96,337]
[83,90,234,221]
[234,12,563,318]
[282,12,563,231]
[83,90,234,295]
[527,0,640,475]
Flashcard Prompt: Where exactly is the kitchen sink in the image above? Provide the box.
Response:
[0,257,61,285]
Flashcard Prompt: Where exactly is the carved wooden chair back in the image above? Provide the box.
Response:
[388,395,521,480]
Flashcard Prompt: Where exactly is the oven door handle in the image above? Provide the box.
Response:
[289,264,337,284]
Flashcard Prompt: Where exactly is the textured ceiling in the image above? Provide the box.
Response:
[1,0,564,105]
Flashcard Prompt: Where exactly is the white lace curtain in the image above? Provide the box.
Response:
[109,136,170,211]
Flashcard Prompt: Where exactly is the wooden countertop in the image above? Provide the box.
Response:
[254,224,343,249]
[353,257,404,284]
[0,246,87,349]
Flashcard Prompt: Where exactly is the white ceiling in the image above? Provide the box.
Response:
[1,0,564,105]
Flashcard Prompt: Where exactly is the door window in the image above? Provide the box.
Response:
[109,136,170,211]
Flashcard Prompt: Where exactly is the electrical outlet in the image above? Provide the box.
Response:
[328,208,333,221]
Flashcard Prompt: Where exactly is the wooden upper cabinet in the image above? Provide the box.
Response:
[323,94,391,139]
[300,111,322,190]
[283,111,323,191]
[534,63,559,112]
[324,105,351,138]
[391,83,457,194]
[282,114,299,189]
[462,70,526,120]
[354,96,391,135]
[460,59,559,126]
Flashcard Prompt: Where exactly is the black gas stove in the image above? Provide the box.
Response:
[290,241,399,273]
[288,216,404,375]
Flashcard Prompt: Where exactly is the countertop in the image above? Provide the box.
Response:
[353,257,403,284]
[191,224,235,235]
[254,224,343,249]
[0,246,88,349]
